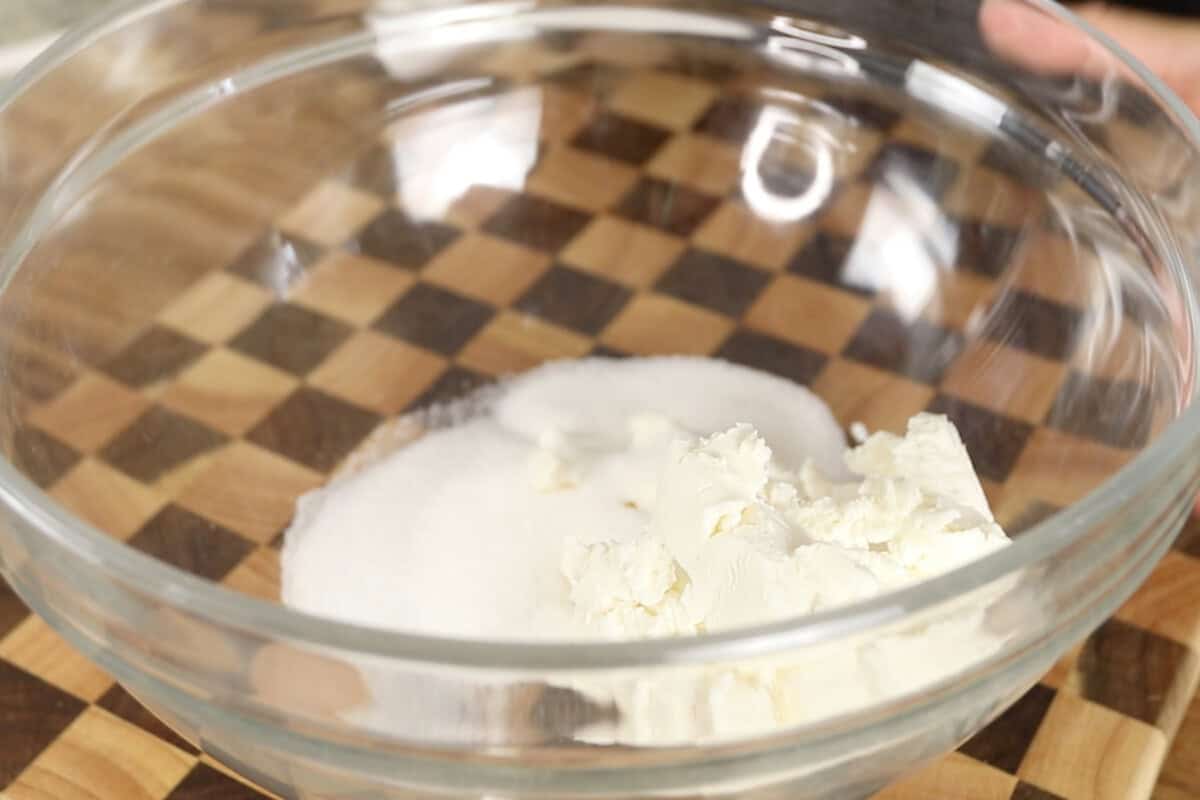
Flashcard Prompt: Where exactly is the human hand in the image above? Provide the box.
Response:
[981,1,1200,513]
[978,1,1200,116]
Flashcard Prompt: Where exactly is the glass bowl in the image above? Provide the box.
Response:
[0,0,1198,797]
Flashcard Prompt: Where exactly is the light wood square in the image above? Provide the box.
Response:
[422,232,550,306]
[291,250,414,326]
[50,459,166,541]
[458,311,593,376]
[1116,551,1200,651]
[177,441,323,544]
[1158,692,1200,800]
[892,117,988,164]
[875,752,1016,800]
[694,200,814,271]
[943,165,1044,228]
[607,71,719,131]
[28,373,150,454]
[745,274,872,353]
[5,707,194,800]
[479,41,580,82]
[1019,693,1166,800]
[1008,230,1094,307]
[1005,427,1134,509]
[158,272,273,345]
[646,133,742,196]
[0,616,112,702]
[527,146,640,211]
[923,269,995,330]
[308,331,446,415]
[445,184,516,230]
[1069,318,1151,384]
[537,84,595,143]
[1042,641,1086,690]
[601,293,733,356]
[223,547,282,603]
[561,216,685,288]
[820,182,874,237]
[277,181,384,247]
[941,341,1067,424]
[811,358,936,434]
[160,349,298,437]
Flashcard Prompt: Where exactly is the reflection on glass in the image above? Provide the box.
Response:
[843,174,957,320]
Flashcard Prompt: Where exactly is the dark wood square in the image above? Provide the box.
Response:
[956,220,1024,278]
[128,504,254,582]
[0,659,87,785]
[0,581,28,641]
[1121,283,1167,327]
[1011,781,1067,800]
[716,329,827,386]
[865,141,961,199]
[341,142,400,197]
[693,93,762,142]
[978,140,1057,189]
[1173,513,1200,558]
[100,406,228,483]
[750,157,818,200]
[570,110,672,165]
[515,265,632,336]
[821,94,901,131]
[787,232,866,293]
[1075,617,1194,728]
[590,344,630,359]
[659,55,741,83]
[926,394,1035,483]
[655,249,770,317]
[352,208,460,269]
[230,303,352,376]
[1005,500,1062,535]
[1046,370,1153,450]
[102,326,207,388]
[373,283,495,356]
[8,427,80,489]
[247,387,381,474]
[167,762,271,800]
[842,308,964,384]
[407,365,493,413]
[97,683,199,755]
[482,193,592,253]
[614,177,720,237]
[959,683,1056,774]
[982,290,1082,362]
[229,231,325,291]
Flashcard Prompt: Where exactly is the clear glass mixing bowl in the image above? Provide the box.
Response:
[0,0,1198,797]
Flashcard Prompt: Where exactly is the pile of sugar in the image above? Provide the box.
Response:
[281,356,849,640]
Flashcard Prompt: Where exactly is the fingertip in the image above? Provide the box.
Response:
[978,0,1024,49]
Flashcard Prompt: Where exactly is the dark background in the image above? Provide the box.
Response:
[1093,0,1200,14]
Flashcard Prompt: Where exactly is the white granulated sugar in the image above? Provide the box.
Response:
[281,356,851,639]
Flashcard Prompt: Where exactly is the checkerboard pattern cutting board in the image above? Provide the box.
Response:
[0,25,1198,800]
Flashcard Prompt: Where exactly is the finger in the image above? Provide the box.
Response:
[979,0,1200,114]
[1074,4,1200,112]
[979,0,1095,76]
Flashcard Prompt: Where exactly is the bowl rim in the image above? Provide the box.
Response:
[0,0,1198,672]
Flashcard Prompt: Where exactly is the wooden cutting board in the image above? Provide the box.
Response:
[1,516,1198,800]
[2,9,1199,798]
